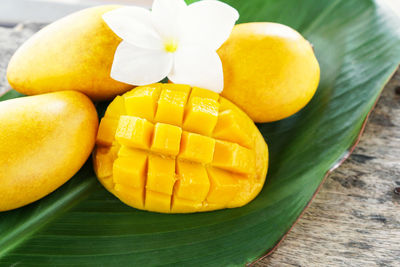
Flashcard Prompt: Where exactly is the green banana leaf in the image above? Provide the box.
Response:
[1,0,400,265]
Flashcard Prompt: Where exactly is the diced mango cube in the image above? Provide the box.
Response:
[104,96,126,118]
[217,97,235,112]
[183,97,219,136]
[150,123,182,156]
[227,176,259,208]
[163,83,191,94]
[175,161,210,201]
[113,153,147,188]
[154,88,189,126]
[114,184,144,209]
[96,117,119,146]
[117,145,147,158]
[146,155,176,195]
[171,196,202,213]
[124,84,161,121]
[179,132,215,164]
[99,176,115,192]
[213,109,253,149]
[94,145,119,178]
[115,116,154,149]
[212,140,256,174]
[189,87,219,101]
[206,167,240,204]
[145,190,171,213]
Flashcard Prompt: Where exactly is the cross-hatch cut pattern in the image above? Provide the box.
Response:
[94,83,268,213]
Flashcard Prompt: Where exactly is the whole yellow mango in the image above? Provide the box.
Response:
[218,22,320,123]
[94,84,268,213]
[0,91,98,211]
[6,5,132,101]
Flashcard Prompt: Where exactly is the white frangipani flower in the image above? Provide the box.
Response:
[103,0,239,93]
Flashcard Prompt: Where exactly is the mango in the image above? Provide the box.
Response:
[6,5,132,101]
[0,91,98,211]
[93,84,268,213]
[218,22,320,123]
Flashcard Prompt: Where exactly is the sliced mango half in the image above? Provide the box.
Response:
[93,84,268,213]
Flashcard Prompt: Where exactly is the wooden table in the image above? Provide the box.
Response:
[1,24,399,267]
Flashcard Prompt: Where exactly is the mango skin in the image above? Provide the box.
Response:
[0,91,98,212]
[218,22,320,123]
[6,5,133,101]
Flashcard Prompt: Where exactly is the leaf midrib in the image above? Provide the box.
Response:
[0,174,97,258]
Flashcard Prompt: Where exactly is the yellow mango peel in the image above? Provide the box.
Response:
[218,22,320,123]
[94,83,269,213]
[6,5,133,101]
[0,91,98,212]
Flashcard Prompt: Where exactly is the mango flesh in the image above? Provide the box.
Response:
[93,84,269,213]
[6,5,132,101]
[0,91,98,211]
[218,22,320,123]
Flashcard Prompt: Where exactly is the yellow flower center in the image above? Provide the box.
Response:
[164,39,178,53]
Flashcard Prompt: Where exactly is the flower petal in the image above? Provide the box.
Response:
[151,0,187,40]
[103,7,163,50]
[110,41,173,86]
[180,0,239,50]
[168,46,223,93]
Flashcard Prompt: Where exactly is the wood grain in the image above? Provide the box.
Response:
[0,23,44,95]
[1,24,399,267]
